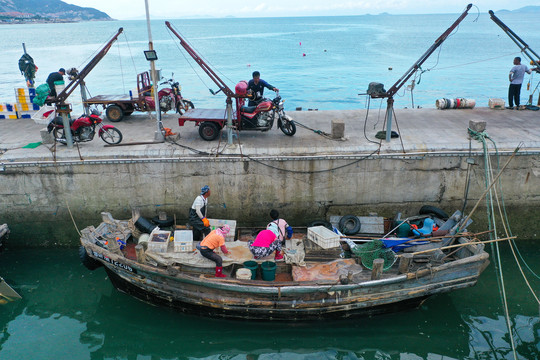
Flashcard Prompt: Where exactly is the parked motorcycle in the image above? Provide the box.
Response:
[239,93,296,135]
[158,75,194,115]
[47,109,123,145]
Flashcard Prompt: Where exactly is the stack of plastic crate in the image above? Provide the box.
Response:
[14,87,40,119]
[0,103,18,119]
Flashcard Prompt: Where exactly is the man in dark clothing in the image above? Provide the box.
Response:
[247,71,278,106]
[46,68,65,97]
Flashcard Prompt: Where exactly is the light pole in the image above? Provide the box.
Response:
[144,0,164,142]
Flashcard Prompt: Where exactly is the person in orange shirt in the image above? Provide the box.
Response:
[197,225,230,277]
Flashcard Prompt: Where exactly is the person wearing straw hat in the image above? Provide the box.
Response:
[197,225,230,277]
[189,185,211,241]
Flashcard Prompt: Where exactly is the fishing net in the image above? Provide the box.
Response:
[352,239,397,271]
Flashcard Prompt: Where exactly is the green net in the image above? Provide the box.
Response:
[352,239,397,271]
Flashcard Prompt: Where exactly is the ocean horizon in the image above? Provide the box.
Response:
[2,11,539,113]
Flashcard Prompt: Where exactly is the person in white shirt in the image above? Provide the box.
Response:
[508,56,534,109]
[189,185,211,240]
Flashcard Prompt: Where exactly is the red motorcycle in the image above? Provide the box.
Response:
[157,76,195,115]
[47,109,123,145]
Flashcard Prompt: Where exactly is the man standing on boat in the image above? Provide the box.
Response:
[247,71,278,106]
[189,185,211,241]
[507,57,535,109]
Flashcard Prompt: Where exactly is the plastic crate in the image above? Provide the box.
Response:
[0,103,16,112]
[488,98,505,109]
[0,112,18,119]
[31,105,56,125]
[148,229,171,253]
[173,230,193,252]
[208,218,236,242]
[307,226,340,249]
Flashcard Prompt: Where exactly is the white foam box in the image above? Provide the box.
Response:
[208,218,236,242]
[488,98,505,109]
[31,105,56,125]
[307,226,340,249]
[173,230,193,252]
[148,229,171,253]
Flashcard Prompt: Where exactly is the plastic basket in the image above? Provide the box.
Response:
[173,230,193,252]
[307,226,340,249]
[31,105,56,125]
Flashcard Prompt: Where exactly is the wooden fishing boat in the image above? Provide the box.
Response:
[79,210,491,320]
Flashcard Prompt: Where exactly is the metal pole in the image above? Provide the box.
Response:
[226,98,233,145]
[144,0,164,142]
[22,43,27,54]
[385,98,394,142]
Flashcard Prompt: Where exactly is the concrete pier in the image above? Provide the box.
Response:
[1,106,539,246]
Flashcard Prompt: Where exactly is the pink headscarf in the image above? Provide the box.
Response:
[216,225,230,237]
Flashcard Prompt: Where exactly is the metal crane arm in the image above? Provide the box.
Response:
[165,21,235,98]
[52,27,124,105]
[489,10,540,66]
[379,4,472,98]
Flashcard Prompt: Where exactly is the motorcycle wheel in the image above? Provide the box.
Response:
[198,122,220,141]
[100,127,123,144]
[53,127,67,143]
[176,100,195,115]
[280,118,296,136]
[106,104,124,122]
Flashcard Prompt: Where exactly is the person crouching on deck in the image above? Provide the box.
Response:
[248,227,284,261]
[197,225,230,277]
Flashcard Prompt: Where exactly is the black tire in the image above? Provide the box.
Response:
[100,127,123,144]
[199,121,220,141]
[419,205,449,220]
[176,100,195,115]
[152,215,174,227]
[338,215,361,235]
[53,127,66,144]
[307,220,333,231]
[280,119,296,136]
[79,245,102,270]
[106,104,124,122]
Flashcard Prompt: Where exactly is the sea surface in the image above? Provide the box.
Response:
[0,243,539,359]
[1,12,540,360]
[1,11,540,113]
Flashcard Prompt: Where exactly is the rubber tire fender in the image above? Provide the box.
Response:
[79,245,102,271]
[307,220,333,231]
[418,205,449,220]
[338,215,361,235]
[152,215,174,227]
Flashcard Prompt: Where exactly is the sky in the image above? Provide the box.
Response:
[65,0,540,20]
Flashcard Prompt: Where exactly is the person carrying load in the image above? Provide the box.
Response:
[189,185,211,241]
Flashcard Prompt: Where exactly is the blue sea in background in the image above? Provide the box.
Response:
[1,11,540,113]
[1,13,540,360]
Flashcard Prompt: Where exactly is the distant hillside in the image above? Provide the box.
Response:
[496,5,540,13]
[0,0,112,22]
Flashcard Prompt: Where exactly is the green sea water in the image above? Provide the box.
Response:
[0,243,538,360]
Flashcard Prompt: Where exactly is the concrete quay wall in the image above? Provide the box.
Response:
[2,151,538,247]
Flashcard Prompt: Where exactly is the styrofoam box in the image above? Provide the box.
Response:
[208,218,236,242]
[148,229,171,253]
[307,226,340,249]
[173,230,193,252]
[31,105,56,125]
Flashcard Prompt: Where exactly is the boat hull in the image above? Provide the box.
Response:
[89,244,489,320]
